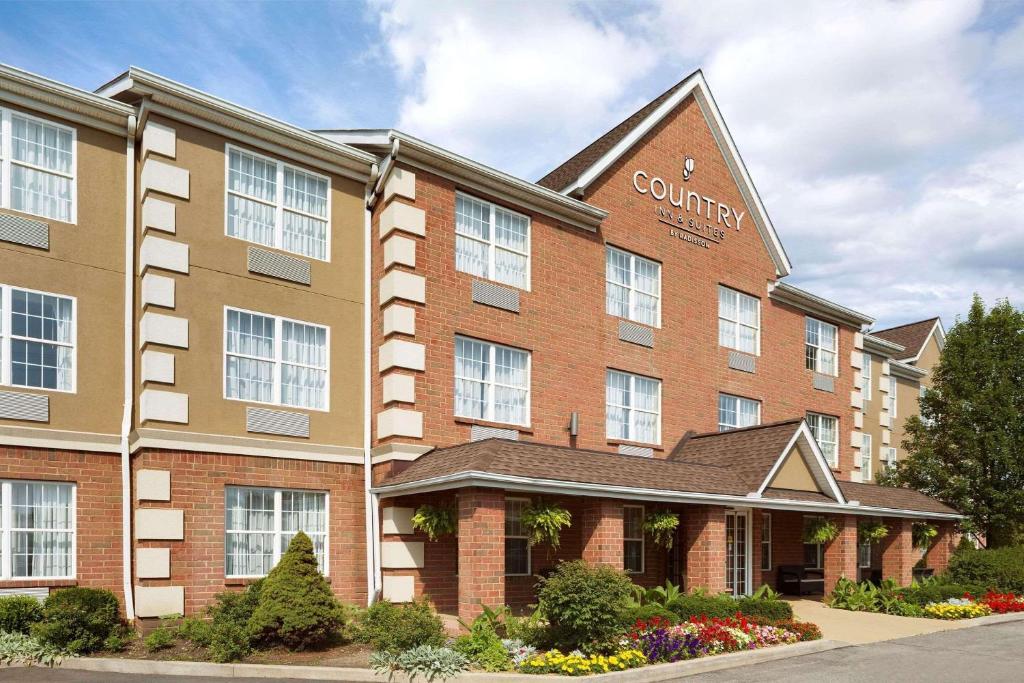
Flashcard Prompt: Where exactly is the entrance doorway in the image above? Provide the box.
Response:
[725,509,751,596]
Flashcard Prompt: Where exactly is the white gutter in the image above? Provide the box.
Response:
[366,139,399,210]
[120,114,137,621]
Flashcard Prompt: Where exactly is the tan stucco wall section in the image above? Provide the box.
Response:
[891,374,921,456]
[770,444,820,492]
[0,100,126,435]
[915,333,942,385]
[861,353,885,472]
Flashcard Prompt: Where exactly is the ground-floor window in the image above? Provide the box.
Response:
[504,498,530,576]
[858,539,872,569]
[760,512,772,571]
[803,516,824,569]
[0,480,75,579]
[623,505,644,574]
[224,486,327,577]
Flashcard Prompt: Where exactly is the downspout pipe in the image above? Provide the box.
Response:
[120,113,138,621]
[363,161,379,605]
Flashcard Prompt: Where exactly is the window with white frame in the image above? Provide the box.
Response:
[225,145,330,261]
[861,353,872,402]
[803,516,824,570]
[455,193,530,290]
[806,412,838,467]
[718,394,761,432]
[860,433,873,481]
[623,505,644,574]
[718,286,760,355]
[0,480,75,579]
[224,486,327,577]
[454,337,530,426]
[606,246,660,327]
[505,498,531,576]
[889,377,898,420]
[606,370,660,444]
[0,109,76,223]
[882,447,898,471]
[0,285,76,392]
[805,317,838,376]
[224,308,328,410]
[858,538,872,569]
[761,512,772,571]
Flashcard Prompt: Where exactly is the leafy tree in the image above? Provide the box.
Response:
[879,295,1024,546]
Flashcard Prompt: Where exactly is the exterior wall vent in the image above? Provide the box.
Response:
[813,374,836,393]
[0,213,49,250]
[618,321,654,348]
[618,444,653,458]
[248,247,311,285]
[471,280,520,313]
[246,407,310,438]
[0,391,49,422]
[728,350,756,373]
[470,425,519,442]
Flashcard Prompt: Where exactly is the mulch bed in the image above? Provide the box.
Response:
[90,639,373,667]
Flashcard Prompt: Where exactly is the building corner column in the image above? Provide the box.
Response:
[823,514,857,594]
[683,505,726,593]
[579,499,624,568]
[457,488,505,622]
[881,518,915,585]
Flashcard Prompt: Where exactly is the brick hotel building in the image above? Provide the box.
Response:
[0,63,957,623]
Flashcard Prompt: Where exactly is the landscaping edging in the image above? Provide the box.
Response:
[957,612,1024,629]
[56,640,845,681]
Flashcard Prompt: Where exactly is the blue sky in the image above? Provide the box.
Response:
[3,0,1023,330]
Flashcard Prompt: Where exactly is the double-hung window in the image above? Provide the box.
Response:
[718,394,760,432]
[504,498,531,576]
[455,193,530,290]
[1,109,76,223]
[803,516,824,570]
[861,353,872,403]
[806,412,838,467]
[718,286,759,355]
[889,377,898,422]
[225,145,330,260]
[0,285,76,392]
[0,480,76,579]
[454,337,530,426]
[805,317,837,375]
[860,433,873,481]
[224,307,329,410]
[882,447,898,471]
[760,513,772,571]
[623,505,644,574]
[606,370,660,444]
[224,486,328,577]
[606,246,660,327]
[858,537,872,569]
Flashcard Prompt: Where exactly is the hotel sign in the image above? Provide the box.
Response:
[632,158,745,249]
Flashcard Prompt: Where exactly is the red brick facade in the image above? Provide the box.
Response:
[457,488,505,621]
[579,500,624,567]
[823,515,858,593]
[924,521,959,575]
[682,506,726,593]
[881,517,916,585]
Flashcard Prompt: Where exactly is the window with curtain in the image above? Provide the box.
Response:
[718,286,759,355]
[718,394,760,432]
[805,317,838,375]
[505,498,530,576]
[225,145,330,261]
[806,412,838,467]
[0,285,75,392]
[623,505,644,573]
[860,433,872,481]
[224,307,328,410]
[224,486,327,577]
[455,193,530,290]
[761,513,772,571]
[454,336,529,426]
[606,246,660,327]
[861,353,872,402]
[606,369,660,445]
[889,377,898,421]
[882,447,898,471]
[0,109,75,223]
[0,480,75,579]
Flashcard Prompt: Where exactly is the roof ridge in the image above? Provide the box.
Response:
[873,317,939,334]
[689,417,803,440]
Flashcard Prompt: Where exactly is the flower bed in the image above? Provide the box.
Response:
[978,592,1024,614]
[827,577,1024,620]
[622,615,812,665]
[519,649,647,676]
[922,599,991,620]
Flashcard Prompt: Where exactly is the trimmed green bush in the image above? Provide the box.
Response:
[248,531,345,650]
[947,546,1024,593]
[200,581,263,662]
[898,582,982,606]
[31,587,122,654]
[144,626,175,652]
[670,594,740,620]
[358,598,445,654]
[0,595,43,634]
[209,621,252,663]
[536,560,634,651]
[737,596,793,621]
[178,616,213,647]
[619,603,678,626]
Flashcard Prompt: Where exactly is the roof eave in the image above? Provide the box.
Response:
[1,63,134,135]
[890,358,928,379]
[864,334,906,356]
[769,281,874,328]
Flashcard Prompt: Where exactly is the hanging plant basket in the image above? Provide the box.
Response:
[803,517,840,545]
[913,522,938,551]
[410,505,456,541]
[858,520,889,544]
[521,501,572,550]
[643,511,680,549]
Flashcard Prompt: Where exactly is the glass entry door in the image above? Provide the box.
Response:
[725,510,751,596]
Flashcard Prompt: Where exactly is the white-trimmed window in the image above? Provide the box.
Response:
[718,394,760,432]
[225,145,330,261]
[718,286,760,355]
[882,447,898,471]
[803,515,824,570]
[807,412,838,467]
[0,480,76,580]
[505,498,531,576]
[623,505,644,574]
[858,538,872,569]
[454,336,530,426]
[224,486,327,577]
[861,353,872,402]
[224,307,329,410]
[860,433,873,481]
[1,109,76,223]
[805,318,838,376]
[889,377,898,420]
[455,193,530,290]
[606,370,661,444]
[0,285,76,392]
[761,513,772,571]
[606,246,660,327]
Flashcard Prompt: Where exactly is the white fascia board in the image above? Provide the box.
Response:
[890,359,927,379]
[864,334,905,356]
[908,318,946,363]
[769,281,875,327]
[753,421,846,504]
[1,63,134,135]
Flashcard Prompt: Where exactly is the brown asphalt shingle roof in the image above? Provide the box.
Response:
[536,70,701,191]
[838,481,959,516]
[668,419,803,490]
[872,318,939,361]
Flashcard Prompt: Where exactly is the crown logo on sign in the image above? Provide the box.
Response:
[683,156,695,181]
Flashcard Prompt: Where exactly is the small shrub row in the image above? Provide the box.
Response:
[947,546,1024,594]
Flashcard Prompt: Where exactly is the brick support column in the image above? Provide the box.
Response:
[881,518,915,585]
[823,515,858,594]
[457,488,504,622]
[580,499,624,567]
[925,521,958,574]
[751,511,764,591]
[683,506,725,593]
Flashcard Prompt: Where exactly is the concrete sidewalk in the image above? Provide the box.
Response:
[789,598,978,644]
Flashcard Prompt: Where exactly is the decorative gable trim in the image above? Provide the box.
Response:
[755,421,846,504]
